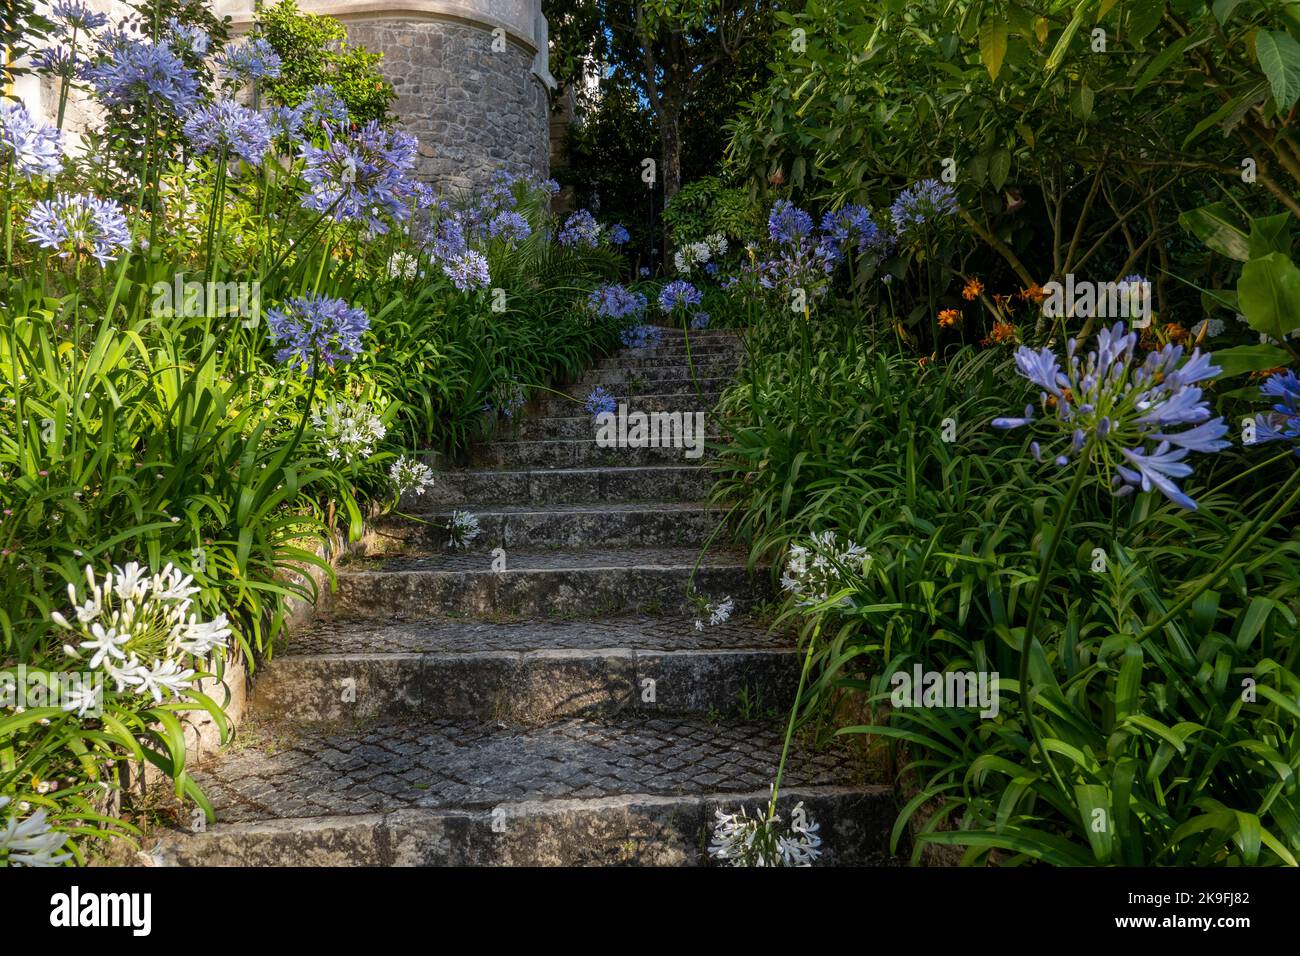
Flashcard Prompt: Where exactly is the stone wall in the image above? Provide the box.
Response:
[344,18,549,191]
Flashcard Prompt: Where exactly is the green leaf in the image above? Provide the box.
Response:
[980,19,1009,80]
[989,147,1012,190]
[1210,344,1293,378]
[1249,213,1293,259]
[1255,29,1300,110]
[1179,203,1250,261]
[1238,252,1300,341]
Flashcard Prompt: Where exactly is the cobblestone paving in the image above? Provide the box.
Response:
[197,716,861,823]
[288,615,791,655]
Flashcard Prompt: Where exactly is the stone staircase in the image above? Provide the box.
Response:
[150,326,895,866]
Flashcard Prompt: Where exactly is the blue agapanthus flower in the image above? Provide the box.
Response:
[166,18,210,56]
[659,280,702,312]
[441,250,491,291]
[51,1,108,31]
[25,192,131,265]
[217,37,281,82]
[300,120,420,234]
[298,84,349,128]
[889,178,958,232]
[690,312,710,330]
[266,294,369,370]
[768,199,814,245]
[620,324,663,349]
[588,284,647,320]
[263,105,304,143]
[488,210,531,245]
[84,33,199,114]
[607,223,630,245]
[183,100,273,166]
[760,244,835,293]
[558,209,600,248]
[33,46,79,78]
[584,385,617,420]
[1254,370,1300,450]
[993,321,1229,509]
[0,101,63,179]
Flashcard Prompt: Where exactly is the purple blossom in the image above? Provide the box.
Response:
[441,250,490,291]
[587,284,647,320]
[166,18,210,56]
[51,1,107,31]
[0,102,63,179]
[217,37,281,82]
[690,312,710,330]
[768,200,814,245]
[659,280,702,312]
[1254,369,1300,450]
[300,120,420,234]
[889,178,957,232]
[83,33,199,114]
[266,294,369,370]
[297,84,349,129]
[183,100,273,166]
[584,386,616,420]
[607,223,630,245]
[488,210,531,245]
[620,324,663,349]
[25,192,131,265]
[558,209,600,248]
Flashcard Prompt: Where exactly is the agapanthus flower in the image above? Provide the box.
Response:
[297,84,349,128]
[659,280,702,312]
[674,241,713,274]
[0,102,63,179]
[558,209,600,248]
[312,398,387,463]
[488,210,531,245]
[781,530,870,608]
[992,322,1229,509]
[33,46,79,79]
[0,797,72,867]
[441,250,490,291]
[217,37,281,82]
[446,510,481,550]
[50,1,108,31]
[183,100,273,166]
[889,178,958,232]
[386,251,419,280]
[166,18,209,56]
[1253,369,1300,451]
[690,312,710,330]
[1192,318,1225,340]
[606,223,630,245]
[83,33,199,114]
[694,595,734,631]
[300,120,420,234]
[261,105,304,144]
[620,324,663,349]
[709,801,822,867]
[390,455,436,497]
[266,294,370,370]
[53,561,230,703]
[25,192,131,265]
[584,385,616,420]
[768,199,814,245]
[759,244,835,295]
[486,381,525,419]
[587,284,646,320]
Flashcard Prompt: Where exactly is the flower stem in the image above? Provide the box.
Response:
[767,622,819,825]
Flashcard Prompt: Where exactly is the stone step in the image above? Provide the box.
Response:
[250,615,797,724]
[581,361,740,385]
[325,546,766,619]
[149,715,894,866]
[566,376,732,400]
[411,464,714,506]
[510,415,723,442]
[469,437,717,469]
[369,502,727,550]
[596,345,744,369]
[540,392,723,417]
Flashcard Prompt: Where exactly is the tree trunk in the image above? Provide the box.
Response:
[660,107,682,270]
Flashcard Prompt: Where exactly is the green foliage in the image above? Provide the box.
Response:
[662,175,761,247]
[254,0,395,125]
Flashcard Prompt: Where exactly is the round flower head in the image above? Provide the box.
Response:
[217,37,281,83]
[297,84,350,129]
[584,385,617,420]
[620,324,663,349]
[889,178,958,233]
[993,321,1229,509]
[607,223,630,245]
[587,284,646,320]
[488,210,531,245]
[441,250,491,291]
[1253,369,1300,450]
[659,279,702,312]
[390,455,436,497]
[300,120,420,234]
[84,32,199,114]
[25,192,131,265]
[558,209,600,248]
[0,101,63,179]
[0,797,73,867]
[768,199,814,245]
[312,398,387,463]
[50,1,108,32]
[166,17,210,57]
[266,294,370,370]
[183,100,273,166]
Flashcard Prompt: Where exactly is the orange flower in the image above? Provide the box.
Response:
[992,293,1016,312]
[1019,283,1048,303]
[938,308,961,328]
[962,277,983,301]
[1166,322,1188,344]
[985,319,1018,345]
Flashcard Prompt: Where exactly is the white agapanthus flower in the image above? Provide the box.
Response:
[311,398,387,463]
[673,240,714,274]
[696,595,735,630]
[389,455,436,497]
[386,251,419,280]
[0,796,72,867]
[446,510,481,550]
[1192,318,1224,339]
[780,530,870,608]
[708,800,822,867]
[705,232,728,256]
[52,562,230,703]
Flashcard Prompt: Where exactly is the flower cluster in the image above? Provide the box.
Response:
[216,37,281,83]
[0,101,63,179]
[708,801,822,867]
[781,530,870,608]
[889,178,958,233]
[25,193,131,266]
[300,120,420,234]
[311,398,387,463]
[673,233,727,274]
[389,455,436,497]
[0,796,72,867]
[53,562,231,704]
[587,284,647,320]
[694,595,734,631]
[487,210,531,246]
[267,294,370,370]
[659,280,702,313]
[183,100,273,166]
[584,385,616,420]
[607,223,630,245]
[992,322,1229,509]
[558,209,600,248]
[51,1,108,31]
[768,200,815,245]
[298,84,350,128]
[1254,370,1300,451]
[446,510,481,550]
[84,32,199,114]
[620,324,663,349]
